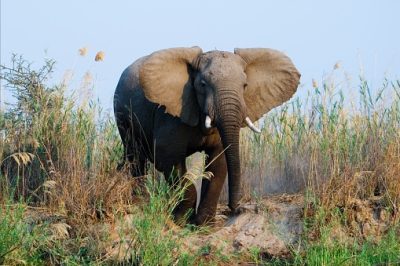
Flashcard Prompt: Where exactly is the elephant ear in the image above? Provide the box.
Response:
[234,48,301,122]
[139,47,203,127]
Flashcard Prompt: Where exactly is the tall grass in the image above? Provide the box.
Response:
[0,56,136,263]
[239,71,399,215]
[1,56,132,220]
[1,56,399,264]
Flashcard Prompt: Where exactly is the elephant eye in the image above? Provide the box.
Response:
[200,79,207,87]
[244,82,248,90]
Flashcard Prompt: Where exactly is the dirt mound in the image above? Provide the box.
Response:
[342,196,396,240]
[21,193,396,263]
[182,194,304,260]
[103,194,304,262]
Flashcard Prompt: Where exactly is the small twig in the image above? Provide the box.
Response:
[205,144,231,169]
[0,244,22,261]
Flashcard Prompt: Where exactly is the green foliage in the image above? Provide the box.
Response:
[0,203,47,265]
[128,177,197,265]
[292,227,400,266]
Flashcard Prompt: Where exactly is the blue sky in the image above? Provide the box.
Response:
[1,0,399,112]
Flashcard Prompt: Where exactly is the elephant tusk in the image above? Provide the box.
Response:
[205,115,212,129]
[245,117,261,133]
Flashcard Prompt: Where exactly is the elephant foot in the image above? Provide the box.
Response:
[193,209,217,226]
[194,216,215,226]
[172,206,195,226]
[228,202,259,217]
[229,206,242,216]
[116,161,125,171]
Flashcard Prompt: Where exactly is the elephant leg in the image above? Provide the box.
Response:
[195,144,227,225]
[165,161,197,225]
[120,134,146,177]
[123,136,148,177]
[116,111,150,177]
[116,119,130,171]
[129,147,146,177]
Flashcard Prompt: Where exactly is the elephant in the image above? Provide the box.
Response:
[114,47,300,225]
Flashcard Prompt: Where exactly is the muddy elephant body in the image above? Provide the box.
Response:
[114,47,300,225]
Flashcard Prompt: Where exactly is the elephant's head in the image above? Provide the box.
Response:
[139,47,300,212]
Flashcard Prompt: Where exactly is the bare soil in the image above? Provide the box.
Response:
[23,193,395,264]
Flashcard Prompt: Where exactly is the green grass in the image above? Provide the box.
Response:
[249,225,400,266]
[1,55,399,265]
[0,203,47,265]
[127,177,197,265]
[293,227,400,266]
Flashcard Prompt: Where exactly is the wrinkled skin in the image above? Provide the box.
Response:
[114,47,300,225]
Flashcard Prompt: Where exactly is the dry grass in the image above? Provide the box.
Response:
[0,56,134,226]
[237,75,399,229]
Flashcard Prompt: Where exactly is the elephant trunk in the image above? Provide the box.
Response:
[216,93,243,212]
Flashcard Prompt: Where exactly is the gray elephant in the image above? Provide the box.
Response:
[114,47,300,225]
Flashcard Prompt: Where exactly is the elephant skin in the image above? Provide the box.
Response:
[114,47,300,225]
